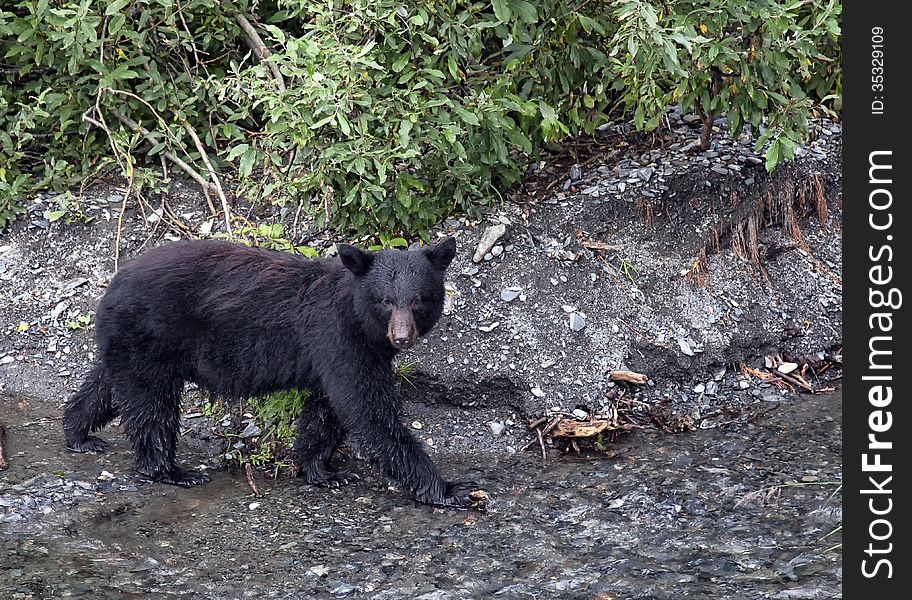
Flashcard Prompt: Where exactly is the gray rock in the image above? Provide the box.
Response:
[569,163,583,182]
[500,289,521,302]
[678,338,694,356]
[487,421,506,436]
[240,422,262,438]
[683,497,709,516]
[569,313,586,332]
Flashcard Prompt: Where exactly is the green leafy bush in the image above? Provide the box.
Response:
[1,0,840,233]
[608,0,841,169]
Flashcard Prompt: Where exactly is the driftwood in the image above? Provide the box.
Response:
[550,419,612,438]
[0,421,8,470]
[609,370,648,385]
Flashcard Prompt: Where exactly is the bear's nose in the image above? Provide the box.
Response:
[392,336,414,350]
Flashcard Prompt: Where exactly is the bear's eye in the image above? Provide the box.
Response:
[410,297,423,309]
[381,297,393,307]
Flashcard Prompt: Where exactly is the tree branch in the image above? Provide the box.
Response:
[232,11,286,91]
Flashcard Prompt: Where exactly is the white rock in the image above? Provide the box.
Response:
[473,224,507,263]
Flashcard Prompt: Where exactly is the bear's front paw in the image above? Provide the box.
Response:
[419,480,488,509]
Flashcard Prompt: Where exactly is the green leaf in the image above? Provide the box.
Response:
[392,53,409,73]
[511,0,538,24]
[105,0,130,16]
[765,139,781,172]
[239,149,256,179]
[492,0,512,23]
[226,144,250,162]
[398,119,413,148]
[453,105,480,126]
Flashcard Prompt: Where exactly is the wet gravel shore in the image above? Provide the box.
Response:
[2,388,841,599]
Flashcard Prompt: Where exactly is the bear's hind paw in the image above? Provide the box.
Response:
[300,466,360,488]
[66,435,108,453]
[143,467,211,487]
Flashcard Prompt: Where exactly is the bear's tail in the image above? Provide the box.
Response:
[63,363,117,452]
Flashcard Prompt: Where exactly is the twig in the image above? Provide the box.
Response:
[535,427,546,461]
[114,177,134,271]
[540,415,563,436]
[0,421,9,470]
[232,11,286,91]
[774,371,815,393]
[245,462,262,497]
[527,416,548,429]
[181,119,234,237]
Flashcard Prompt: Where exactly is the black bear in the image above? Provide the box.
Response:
[64,237,479,506]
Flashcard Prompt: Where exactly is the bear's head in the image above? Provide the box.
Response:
[338,237,457,351]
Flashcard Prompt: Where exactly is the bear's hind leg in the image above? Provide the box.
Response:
[64,364,117,453]
[117,378,209,487]
[294,395,357,487]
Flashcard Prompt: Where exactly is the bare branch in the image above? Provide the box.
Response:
[232,11,286,91]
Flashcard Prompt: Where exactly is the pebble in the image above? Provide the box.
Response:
[487,421,505,436]
[678,338,694,356]
[571,409,588,420]
[777,362,799,374]
[240,423,262,438]
[568,313,586,332]
[531,386,545,398]
[738,380,751,389]
[490,245,504,257]
[569,163,582,182]
[501,289,520,302]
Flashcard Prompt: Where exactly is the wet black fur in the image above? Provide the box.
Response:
[63,238,477,505]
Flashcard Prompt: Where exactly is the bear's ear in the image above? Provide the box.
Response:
[338,244,374,276]
[423,237,457,271]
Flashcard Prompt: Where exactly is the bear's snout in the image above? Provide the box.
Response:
[387,307,418,350]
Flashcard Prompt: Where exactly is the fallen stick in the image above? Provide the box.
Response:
[535,427,547,461]
[245,462,262,497]
[581,240,621,252]
[609,370,648,385]
[0,421,9,470]
[774,371,815,393]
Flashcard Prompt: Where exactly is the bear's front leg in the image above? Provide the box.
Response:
[322,370,478,507]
